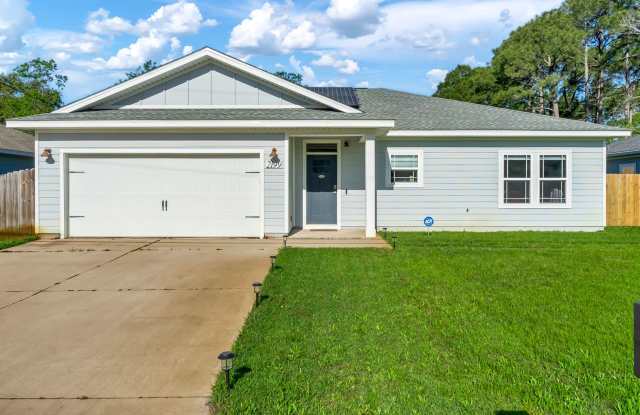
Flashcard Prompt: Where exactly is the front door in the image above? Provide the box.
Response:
[306,154,338,226]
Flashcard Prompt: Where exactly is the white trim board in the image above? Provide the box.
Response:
[6,119,395,130]
[57,148,265,239]
[386,130,632,138]
[54,48,361,114]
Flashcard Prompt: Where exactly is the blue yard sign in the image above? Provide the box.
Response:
[424,216,434,227]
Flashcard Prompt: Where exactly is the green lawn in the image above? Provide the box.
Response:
[211,229,640,414]
[0,234,36,250]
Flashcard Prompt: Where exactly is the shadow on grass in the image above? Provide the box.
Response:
[233,366,252,384]
[495,411,529,415]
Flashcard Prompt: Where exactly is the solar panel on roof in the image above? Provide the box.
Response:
[306,87,360,108]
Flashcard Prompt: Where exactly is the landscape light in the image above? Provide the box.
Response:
[270,255,276,270]
[218,351,235,391]
[392,234,398,249]
[252,282,263,306]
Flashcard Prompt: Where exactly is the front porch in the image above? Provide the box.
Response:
[287,135,377,238]
[285,228,389,248]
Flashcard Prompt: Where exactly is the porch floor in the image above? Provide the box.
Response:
[285,229,389,248]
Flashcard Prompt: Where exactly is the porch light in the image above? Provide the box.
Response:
[218,351,235,391]
[270,255,276,270]
[252,282,263,306]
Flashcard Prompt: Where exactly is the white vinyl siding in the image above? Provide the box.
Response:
[37,133,287,236]
[375,139,605,231]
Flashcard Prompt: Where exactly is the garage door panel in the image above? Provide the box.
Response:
[67,155,262,237]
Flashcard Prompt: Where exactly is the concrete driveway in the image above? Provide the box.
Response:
[0,238,279,415]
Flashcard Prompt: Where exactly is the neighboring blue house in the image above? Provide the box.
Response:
[607,136,640,174]
[0,125,34,175]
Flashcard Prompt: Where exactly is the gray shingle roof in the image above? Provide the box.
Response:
[608,136,640,156]
[0,125,33,155]
[9,88,629,133]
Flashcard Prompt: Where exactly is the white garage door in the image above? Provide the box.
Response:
[67,154,262,237]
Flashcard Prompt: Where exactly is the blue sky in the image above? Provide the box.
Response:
[0,0,563,103]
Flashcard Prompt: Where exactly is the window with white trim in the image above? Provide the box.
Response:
[499,151,572,208]
[388,149,423,187]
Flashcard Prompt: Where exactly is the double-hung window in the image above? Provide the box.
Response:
[388,149,423,188]
[499,151,571,208]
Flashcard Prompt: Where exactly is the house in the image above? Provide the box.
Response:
[0,125,34,174]
[607,136,640,174]
[5,47,631,238]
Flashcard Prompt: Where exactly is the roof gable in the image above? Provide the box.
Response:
[0,125,33,155]
[55,47,361,114]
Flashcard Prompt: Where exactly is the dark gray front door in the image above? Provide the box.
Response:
[306,154,337,225]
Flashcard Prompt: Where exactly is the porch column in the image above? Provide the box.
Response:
[365,135,376,238]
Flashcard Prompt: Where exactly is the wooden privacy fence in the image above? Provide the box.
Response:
[607,174,640,226]
[0,169,35,234]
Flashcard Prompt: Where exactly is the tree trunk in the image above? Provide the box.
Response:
[553,100,560,118]
[623,49,635,127]
[539,88,545,114]
[595,70,605,124]
[584,43,590,121]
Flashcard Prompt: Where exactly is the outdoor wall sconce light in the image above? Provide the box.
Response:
[41,148,54,164]
[344,140,350,147]
[218,351,235,391]
[392,234,398,249]
[252,282,263,307]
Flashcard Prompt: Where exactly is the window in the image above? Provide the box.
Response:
[540,155,566,204]
[388,149,423,187]
[503,155,531,204]
[499,151,572,208]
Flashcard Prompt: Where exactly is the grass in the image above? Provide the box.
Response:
[0,234,37,250]
[211,229,640,414]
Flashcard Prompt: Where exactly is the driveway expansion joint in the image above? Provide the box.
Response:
[0,239,160,312]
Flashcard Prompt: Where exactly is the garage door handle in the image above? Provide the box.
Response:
[245,215,260,218]
[245,171,260,174]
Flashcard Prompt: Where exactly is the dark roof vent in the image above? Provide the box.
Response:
[305,87,359,108]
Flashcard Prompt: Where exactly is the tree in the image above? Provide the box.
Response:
[0,58,67,122]
[492,10,585,118]
[434,65,500,105]
[273,71,303,85]
[122,60,159,81]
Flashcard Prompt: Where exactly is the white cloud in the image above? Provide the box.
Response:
[326,0,381,38]
[311,52,359,74]
[426,68,448,89]
[315,78,347,87]
[182,45,193,55]
[356,80,369,87]
[470,36,481,45]
[24,30,104,54]
[317,0,563,61]
[282,21,316,51]
[289,55,315,83]
[0,0,34,52]
[81,1,216,70]
[86,8,134,35]
[170,37,181,51]
[463,55,483,67]
[228,3,317,55]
